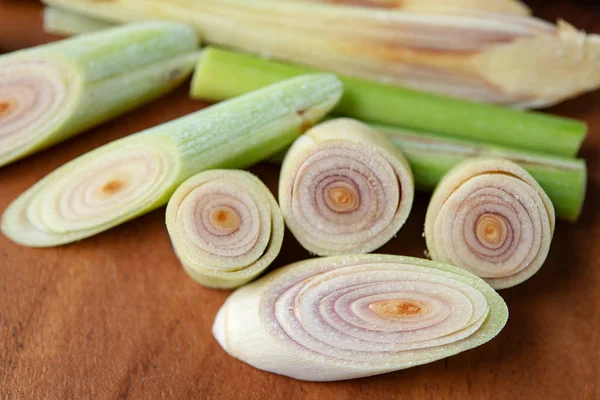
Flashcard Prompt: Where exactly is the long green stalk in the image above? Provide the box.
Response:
[0,21,200,167]
[190,47,586,157]
[1,74,342,247]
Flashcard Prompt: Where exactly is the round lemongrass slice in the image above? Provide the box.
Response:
[425,158,555,289]
[279,118,414,255]
[166,170,284,289]
[213,254,508,381]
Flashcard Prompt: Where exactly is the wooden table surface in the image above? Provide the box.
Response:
[1,1,599,399]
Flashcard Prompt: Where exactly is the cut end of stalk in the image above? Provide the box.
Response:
[166,170,284,289]
[1,136,180,247]
[476,20,600,108]
[213,254,508,381]
[0,57,79,166]
[280,118,414,256]
[425,158,555,289]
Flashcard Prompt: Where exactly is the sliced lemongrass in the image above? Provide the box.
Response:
[190,47,586,157]
[1,74,342,247]
[279,118,414,256]
[425,158,555,289]
[44,6,114,36]
[166,170,284,289]
[0,21,200,167]
[213,253,508,381]
[44,0,600,108]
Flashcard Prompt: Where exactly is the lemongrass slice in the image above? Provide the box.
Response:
[425,158,555,289]
[1,74,342,247]
[43,0,600,108]
[280,118,414,256]
[0,21,200,167]
[44,6,114,36]
[166,170,284,289]
[213,254,508,381]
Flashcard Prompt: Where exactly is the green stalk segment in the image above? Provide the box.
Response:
[191,47,586,157]
[0,21,201,167]
[1,74,343,247]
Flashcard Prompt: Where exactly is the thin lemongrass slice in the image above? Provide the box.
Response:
[271,0,531,15]
[44,0,600,108]
[44,6,114,36]
[213,254,508,381]
[1,74,342,247]
[425,158,555,289]
[166,170,284,289]
[190,47,586,157]
[0,21,200,167]
[280,118,414,256]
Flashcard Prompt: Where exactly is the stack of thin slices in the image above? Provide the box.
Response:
[0,0,595,381]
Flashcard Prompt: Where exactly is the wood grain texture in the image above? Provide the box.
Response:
[0,1,598,399]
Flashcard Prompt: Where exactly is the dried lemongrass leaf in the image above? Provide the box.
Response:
[279,118,414,256]
[166,170,284,289]
[213,254,508,381]
[0,21,199,167]
[1,74,342,247]
[425,158,555,289]
[44,0,600,107]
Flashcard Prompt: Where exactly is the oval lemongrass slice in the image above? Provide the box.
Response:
[1,73,342,247]
[166,170,284,289]
[213,254,508,381]
[279,118,414,256]
[425,158,555,289]
[0,21,200,167]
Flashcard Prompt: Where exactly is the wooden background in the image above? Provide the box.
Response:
[0,1,598,399]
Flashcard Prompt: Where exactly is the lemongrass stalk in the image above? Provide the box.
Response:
[425,158,555,289]
[166,170,284,289]
[271,0,531,15]
[44,0,600,108]
[280,119,414,256]
[272,122,586,221]
[1,74,342,247]
[189,47,586,157]
[44,6,114,36]
[213,254,508,381]
[0,22,200,167]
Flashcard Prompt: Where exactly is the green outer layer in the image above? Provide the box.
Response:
[191,47,586,157]
[271,122,586,222]
[0,21,200,167]
[1,74,343,247]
